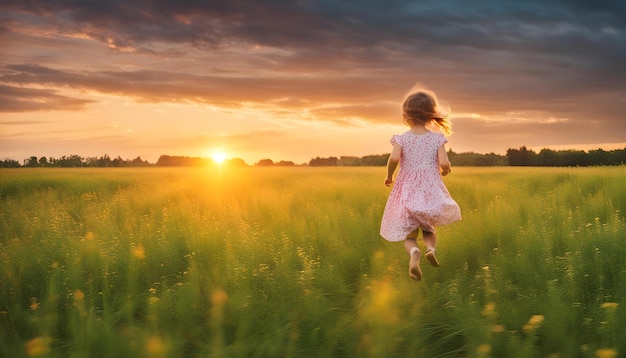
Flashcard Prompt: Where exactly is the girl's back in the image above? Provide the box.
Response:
[395,131,445,172]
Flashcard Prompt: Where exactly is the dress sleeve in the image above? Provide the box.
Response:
[437,133,448,147]
[390,134,402,147]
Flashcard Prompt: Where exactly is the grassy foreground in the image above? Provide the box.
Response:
[1,166,625,357]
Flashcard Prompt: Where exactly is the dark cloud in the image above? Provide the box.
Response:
[0,84,94,112]
[0,64,400,118]
[3,1,624,73]
[3,1,625,62]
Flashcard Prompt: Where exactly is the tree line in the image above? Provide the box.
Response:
[505,147,626,166]
[0,154,151,168]
[1,146,624,168]
[307,147,625,167]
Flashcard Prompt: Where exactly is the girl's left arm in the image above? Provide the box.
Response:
[438,144,451,176]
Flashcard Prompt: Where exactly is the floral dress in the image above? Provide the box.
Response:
[380,131,461,242]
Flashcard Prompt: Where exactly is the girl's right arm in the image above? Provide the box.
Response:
[385,143,402,186]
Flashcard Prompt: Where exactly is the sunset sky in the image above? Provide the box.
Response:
[1,0,625,164]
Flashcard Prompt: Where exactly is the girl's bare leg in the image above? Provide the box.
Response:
[423,231,440,267]
[404,237,422,281]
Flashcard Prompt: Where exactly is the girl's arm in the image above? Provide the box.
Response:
[385,143,402,186]
[438,144,451,176]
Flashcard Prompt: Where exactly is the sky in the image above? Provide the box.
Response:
[1,0,625,165]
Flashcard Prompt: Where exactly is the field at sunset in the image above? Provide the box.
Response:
[1,167,625,357]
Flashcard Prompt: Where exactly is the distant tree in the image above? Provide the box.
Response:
[588,149,608,166]
[24,156,38,167]
[97,154,112,167]
[111,156,128,167]
[338,156,361,166]
[537,149,560,166]
[559,150,589,167]
[360,154,387,166]
[156,155,173,166]
[309,156,338,166]
[83,157,97,167]
[52,155,84,167]
[0,159,20,168]
[276,160,295,166]
[506,147,537,166]
[131,156,150,167]
[447,150,506,166]
[226,158,248,167]
[255,159,275,166]
[478,153,507,166]
[607,147,626,165]
[157,155,207,166]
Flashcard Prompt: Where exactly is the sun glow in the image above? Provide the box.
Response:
[211,151,227,164]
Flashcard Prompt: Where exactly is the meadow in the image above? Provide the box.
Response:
[0,166,625,358]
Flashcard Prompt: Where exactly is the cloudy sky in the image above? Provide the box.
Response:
[1,0,625,164]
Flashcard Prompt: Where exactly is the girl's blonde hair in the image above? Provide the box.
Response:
[402,88,452,135]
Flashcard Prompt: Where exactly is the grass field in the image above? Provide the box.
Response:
[1,166,625,357]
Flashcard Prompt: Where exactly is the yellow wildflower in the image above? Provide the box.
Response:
[73,289,85,303]
[529,314,545,325]
[601,302,619,310]
[481,302,496,317]
[595,348,618,358]
[131,245,146,260]
[25,336,52,356]
[145,335,166,356]
[523,314,545,334]
[211,289,229,305]
[477,344,491,354]
[29,298,40,311]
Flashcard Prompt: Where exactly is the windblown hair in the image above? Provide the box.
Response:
[402,88,452,135]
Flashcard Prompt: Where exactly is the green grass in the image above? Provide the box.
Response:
[1,166,625,357]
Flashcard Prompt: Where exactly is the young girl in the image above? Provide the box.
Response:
[380,87,461,281]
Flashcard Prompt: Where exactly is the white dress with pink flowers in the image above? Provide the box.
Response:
[380,131,461,242]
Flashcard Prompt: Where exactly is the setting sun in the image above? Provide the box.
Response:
[212,152,227,164]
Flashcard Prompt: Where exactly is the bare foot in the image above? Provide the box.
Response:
[409,249,422,281]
